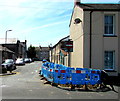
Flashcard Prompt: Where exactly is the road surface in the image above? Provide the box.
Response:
[0,61,119,100]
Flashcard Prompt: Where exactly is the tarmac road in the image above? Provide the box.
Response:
[0,61,119,100]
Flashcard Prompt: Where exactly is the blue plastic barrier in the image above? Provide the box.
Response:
[40,62,102,86]
[41,65,45,76]
[46,68,54,82]
[84,68,91,85]
[53,67,74,85]
[71,68,88,85]
[40,64,44,76]
[58,69,68,84]
[53,69,60,84]
[43,66,48,78]
[49,63,54,68]
[89,69,101,85]
[66,67,75,84]
[54,64,59,69]
[43,62,49,67]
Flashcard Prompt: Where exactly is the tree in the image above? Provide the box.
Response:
[27,45,36,59]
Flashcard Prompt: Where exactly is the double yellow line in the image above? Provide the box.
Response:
[0,72,20,77]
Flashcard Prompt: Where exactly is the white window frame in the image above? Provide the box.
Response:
[104,15,115,35]
[104,51,115,70]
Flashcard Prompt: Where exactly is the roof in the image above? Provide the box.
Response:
[35,47,49,51]
[51,35,70,49]
[78,3,120,11]
[0,38,17,44]
[0,45,15,53]
[69,3,120,27]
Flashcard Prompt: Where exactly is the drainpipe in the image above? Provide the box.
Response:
[89,11,93,68]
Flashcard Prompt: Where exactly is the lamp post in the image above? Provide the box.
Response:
[5,30,12,44]
[4,30,12,59]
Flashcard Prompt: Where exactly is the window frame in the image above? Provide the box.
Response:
[104,14,115,36]
[104,51,115,70]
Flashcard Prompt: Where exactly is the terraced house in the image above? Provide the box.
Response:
[70,0,120,76]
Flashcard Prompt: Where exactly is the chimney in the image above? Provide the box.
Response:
[74,0,80,6]
[25,40,27,44]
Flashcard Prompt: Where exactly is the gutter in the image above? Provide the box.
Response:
[89,11,93,68]
[84,9,120,11]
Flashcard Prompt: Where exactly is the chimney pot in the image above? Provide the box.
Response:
[74,0,80,6]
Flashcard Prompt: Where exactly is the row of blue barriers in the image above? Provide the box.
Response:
[40,62,101,86]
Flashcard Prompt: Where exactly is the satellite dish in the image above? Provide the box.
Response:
[74,18,82,24]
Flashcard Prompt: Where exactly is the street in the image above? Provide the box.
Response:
[0,61,119,99]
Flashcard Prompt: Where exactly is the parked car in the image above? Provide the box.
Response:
[24,58,31,63]
[15,58,25,65]
[1,59,16,72]
[0,64,7,73]
[29,58,32,63]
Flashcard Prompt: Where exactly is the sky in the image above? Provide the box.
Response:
[0,0,119,47]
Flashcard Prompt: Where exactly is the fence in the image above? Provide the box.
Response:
[40,62,101,87]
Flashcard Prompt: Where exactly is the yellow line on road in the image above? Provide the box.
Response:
[0,72,20,77]
[13,72,20,75]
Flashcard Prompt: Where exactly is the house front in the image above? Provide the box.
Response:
[0,38,27,60]
[49,36,70,66]
[70,1,120,76]
[36,47,49,61]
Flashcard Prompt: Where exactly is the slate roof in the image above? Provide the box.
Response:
[0,45,14,53]
[69,3,120,27]
[52,35,70,49]
[78,3,120,11]
[35,47,49,51]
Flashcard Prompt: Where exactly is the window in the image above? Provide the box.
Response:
[104,15,114,35]
[104,51,115,70]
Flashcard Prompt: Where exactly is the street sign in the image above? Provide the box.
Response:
[61,41,73,52]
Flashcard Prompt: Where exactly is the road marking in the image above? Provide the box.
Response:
[66,92,70,95]
[0,72,20,77]
[13,72,20,75]
[0,84,9,88]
